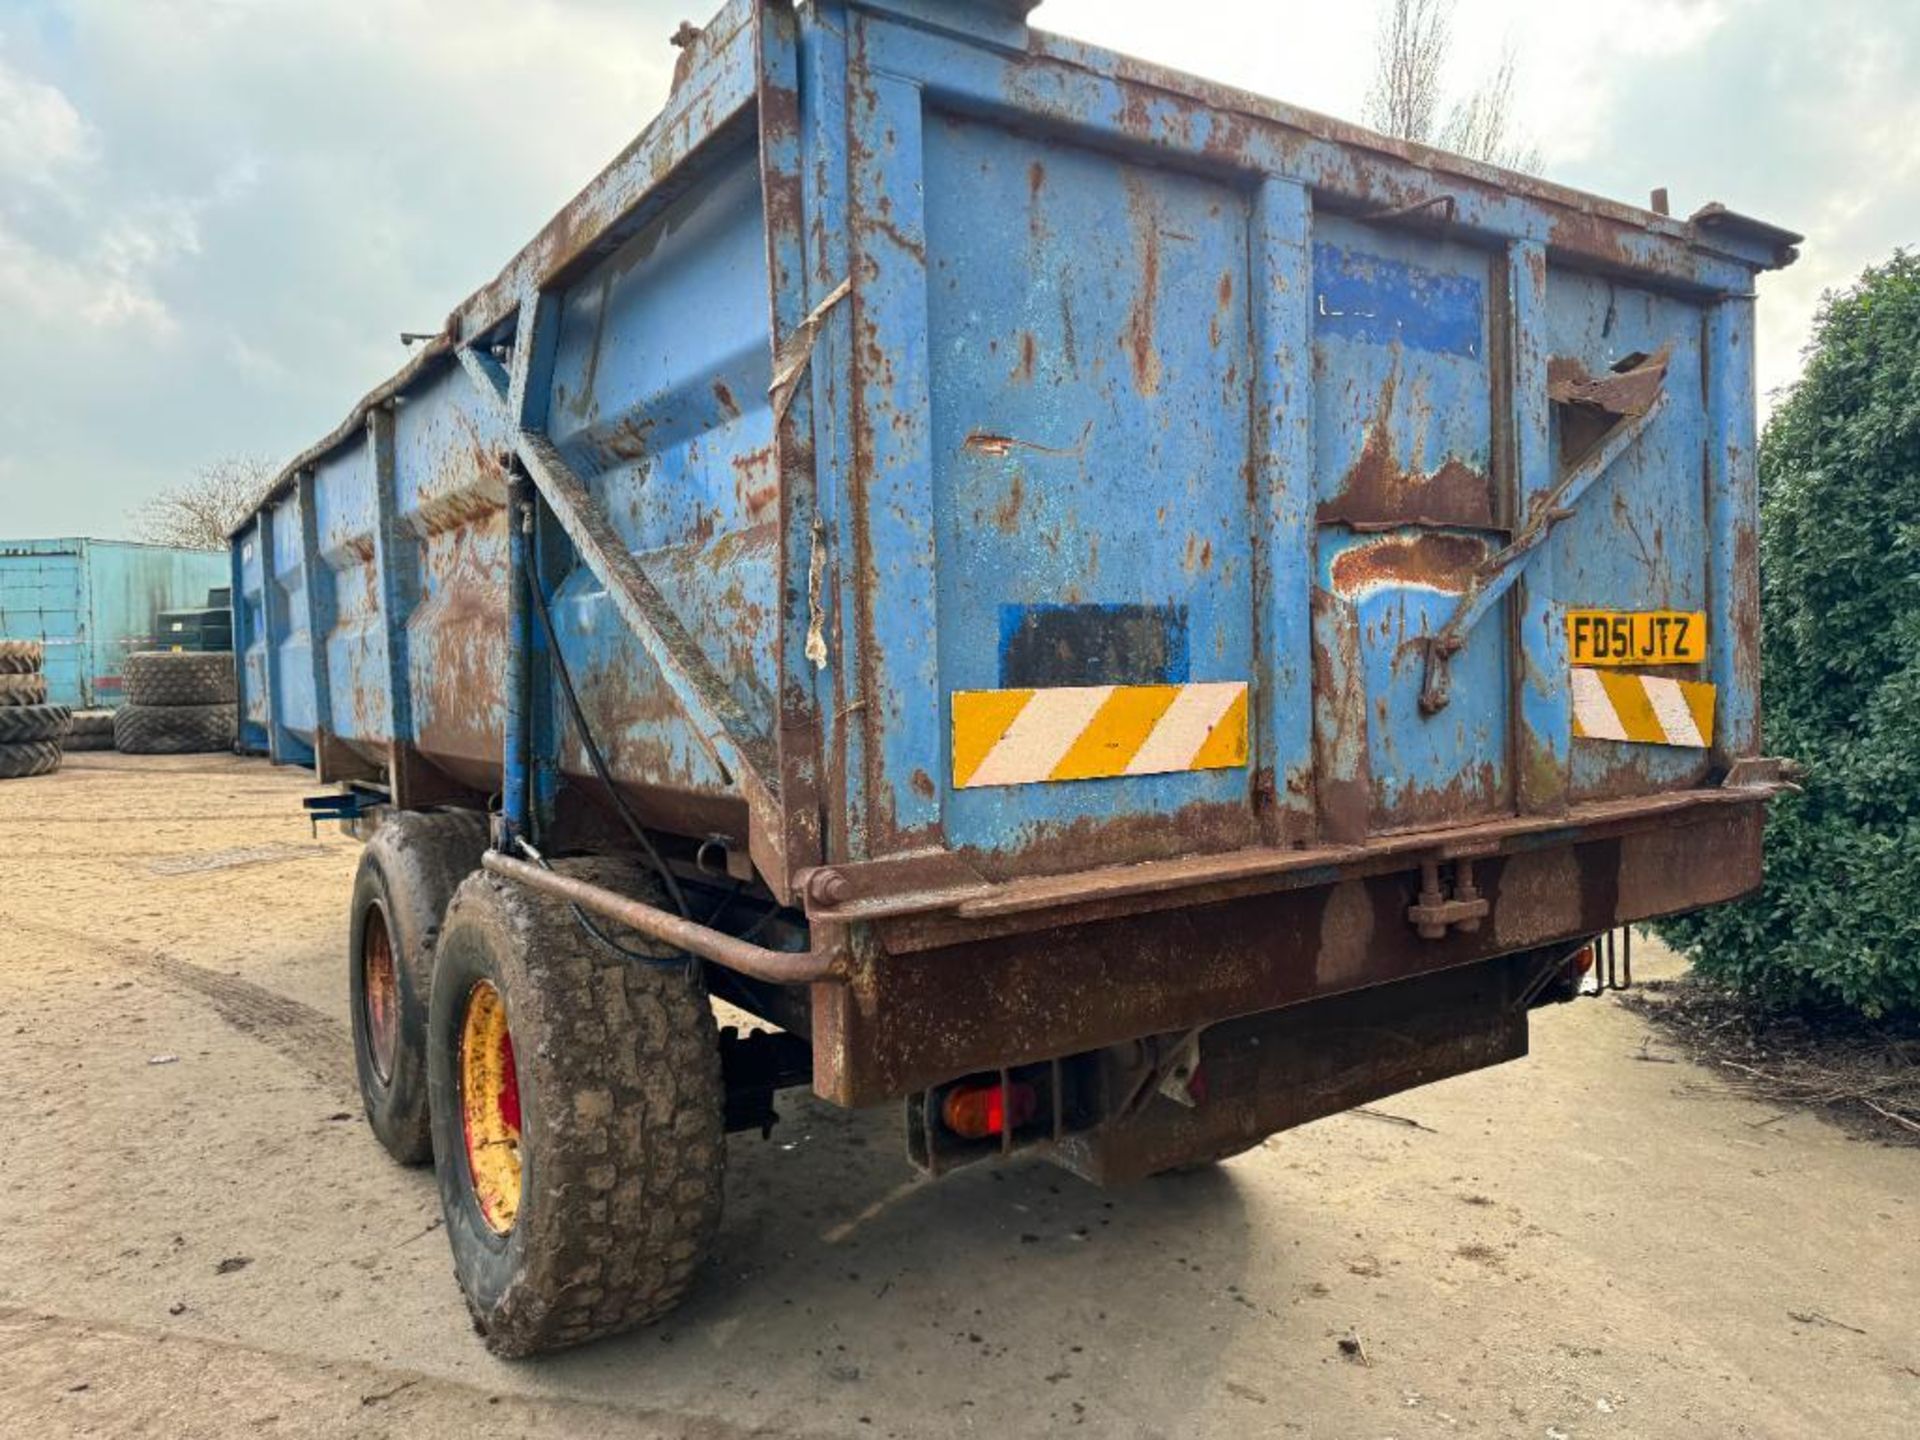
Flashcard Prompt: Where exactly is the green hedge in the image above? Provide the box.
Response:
[1661,252,1920,1017]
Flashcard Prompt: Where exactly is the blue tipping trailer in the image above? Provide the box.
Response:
[231,0,1798,1355]
[0,538,230,709]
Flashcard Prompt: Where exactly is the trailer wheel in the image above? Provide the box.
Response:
[0,639,43,674]
[123,650,236,706]
[0,739,62,780]
[349,809,491,1165]
[0,674,49,707]
[427,866,725,1357]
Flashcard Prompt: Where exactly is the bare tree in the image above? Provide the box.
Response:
[130,456,276,550]
[1364,0,1540,172]
[1364,0,1450,146]
[1439,46,1542,172]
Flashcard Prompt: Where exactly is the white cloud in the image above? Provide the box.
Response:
[0,49,93,185]
[0,0,1914,538]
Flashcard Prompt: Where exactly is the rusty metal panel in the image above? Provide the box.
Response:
[541,147,776,819]
[308,440,388,766]
[393,364,514,795]
[814,806,1763,1106]
[1541,270,1714,802]
[921,111,1260,869]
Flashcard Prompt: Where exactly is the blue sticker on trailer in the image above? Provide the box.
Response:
[1313,243,1483,358]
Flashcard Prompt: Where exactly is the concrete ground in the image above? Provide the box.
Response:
[2,752,1913,1439]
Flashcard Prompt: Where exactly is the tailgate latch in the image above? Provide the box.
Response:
[1407,858,1489,940]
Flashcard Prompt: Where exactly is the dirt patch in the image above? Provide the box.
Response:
[4,758,1918,1437]
[1624,977,1920,1146]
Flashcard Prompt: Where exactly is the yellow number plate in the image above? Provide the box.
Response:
[1565,610,1705,667]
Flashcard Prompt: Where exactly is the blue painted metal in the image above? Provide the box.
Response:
[1313,243,1484,358]
[230,0,1794,912]
[502,478,532,841]
[0,538,228,709]
[1509,240,1567,815]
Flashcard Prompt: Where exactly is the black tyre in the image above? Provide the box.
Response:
[0,639,43,674]
[0,740,62,779]
[124,651,237,706]
[0,704,70,745]
[113,702,236,754]
[349,809,492,1165]
[65,710,113,749]
[0,674,48,706]
[427,863,725,1357]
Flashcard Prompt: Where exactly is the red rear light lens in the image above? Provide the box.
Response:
[1572,944,1596,976]
[941,1080,1038,1140]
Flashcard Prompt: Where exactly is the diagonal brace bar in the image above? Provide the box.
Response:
[1421,390,1668,714]
[456,345,781,820]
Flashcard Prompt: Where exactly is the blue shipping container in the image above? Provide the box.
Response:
[0,538,230,708]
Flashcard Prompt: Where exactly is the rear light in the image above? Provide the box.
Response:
[1571,944,1596,976]
[941,1079,1038,1140]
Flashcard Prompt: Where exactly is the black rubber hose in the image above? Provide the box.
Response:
[525,553,691,920]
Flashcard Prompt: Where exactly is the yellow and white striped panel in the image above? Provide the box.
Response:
[952,682,1248,789]
[1571,667,1716,749]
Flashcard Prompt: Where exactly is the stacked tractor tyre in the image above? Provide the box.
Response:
[0,639,68,779]
[114,651,238,754]
[64,709,115,752]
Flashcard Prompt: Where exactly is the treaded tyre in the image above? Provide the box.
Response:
[0,674,48,706]
[113,701,236,754]
[350,809,492,1165]
[0,704,70,745]
[124,651,236,706]
[64,710,113,750]
[0,639,43,673]
[0,740,62,779]
[427,862,725,1358]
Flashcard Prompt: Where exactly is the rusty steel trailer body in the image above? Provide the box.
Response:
[232,0,1796,1157]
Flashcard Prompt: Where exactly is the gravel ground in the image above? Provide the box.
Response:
[2,752,1914,1438]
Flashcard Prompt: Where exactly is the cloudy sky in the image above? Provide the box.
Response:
[1,0,1914,540]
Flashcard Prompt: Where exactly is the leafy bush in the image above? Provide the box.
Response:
[1661,252,1920,1018]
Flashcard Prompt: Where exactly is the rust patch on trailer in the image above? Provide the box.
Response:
[1328,532,1485,596]
[1013,330,1038,384]
[711,379,742,419]
[1122,174,1163,397]
[731,444,778,522]
[1319,376,1493,531]
[964,798,1258,887]
[1549,347,1670,466]
[1309,586,1372,846]
[993,471,1026,532]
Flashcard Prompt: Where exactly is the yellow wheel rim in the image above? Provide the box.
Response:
[458,980,522,1235]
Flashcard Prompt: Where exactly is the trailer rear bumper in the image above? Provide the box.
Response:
[809,792,1768,1106]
